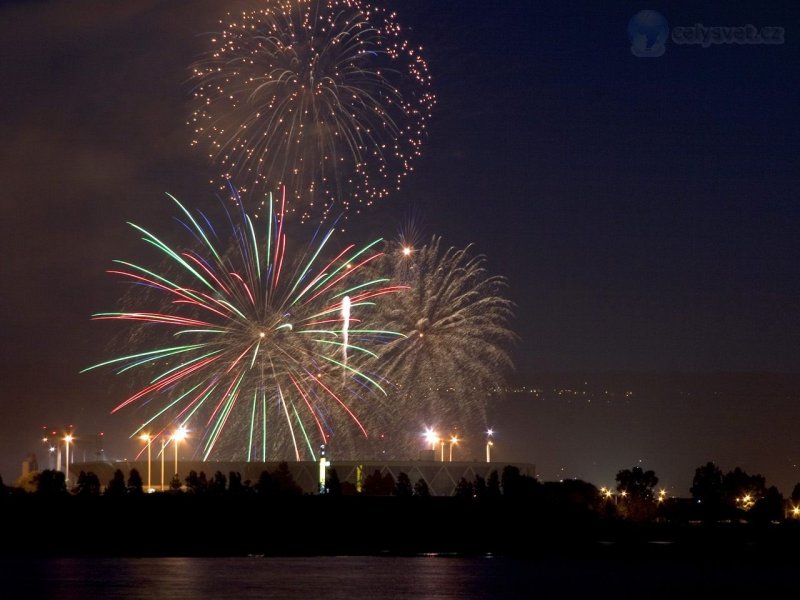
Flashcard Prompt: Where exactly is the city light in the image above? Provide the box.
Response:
[173,427,188,480]
[449,435,459,462]
[139,433,153,492]
[424,428,439,451]
[160,436,167,492]
[63,432,74,486]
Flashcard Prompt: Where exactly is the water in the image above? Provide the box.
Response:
[2,554,799,599]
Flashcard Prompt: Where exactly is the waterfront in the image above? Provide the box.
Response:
[2,554,800,599]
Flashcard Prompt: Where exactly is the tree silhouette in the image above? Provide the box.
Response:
[501,465,539,499]
[413,478,430,497]
[255,470,275,496]
[615,466,658,500]
[486,470,501,499]
[127,469,144,495]
[501,465,521,496]
[228,472,243,495]
[340,481,358,496]
[169,474,182,492]
[394,472,413,497]
[36,469,67,495]
[750,486,783,523]
[76,471,101,496]
[363,469,394,496]
[106,469,127,497]
[556,479,599,510]
[363,469,384,496]
[209,471,227,494]
[473,474,487,500]
[271,462,302,496]
[723,467,766,511]
[455,477,473,499]
[185,470,208,494]
[615,466,658,521]
[326,468,342,496]
[791,482,800,504]
[691,462,724,503]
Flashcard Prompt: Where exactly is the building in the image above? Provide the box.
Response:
[21,453,38,478]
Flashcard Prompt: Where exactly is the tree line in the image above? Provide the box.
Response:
[4,460,799,525]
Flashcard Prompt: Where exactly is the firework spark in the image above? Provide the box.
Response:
[368,236,516,454]
[341,294,351,374]
[84,190,405,461]
[189,0,435,223]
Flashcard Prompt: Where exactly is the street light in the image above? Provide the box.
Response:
[63,433,74,485]
[160,436,168,492]
[449,435,459,462]
[486,429,494,463]
[140,434,153,492]
[424,428,438,452]
[173,426,187,481]
[42,429,56,470]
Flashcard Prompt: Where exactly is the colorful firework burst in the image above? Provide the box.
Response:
[369,236,516,453]
[84,191,405,461]
[189,0,435,223]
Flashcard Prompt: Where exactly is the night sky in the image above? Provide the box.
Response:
[1,1,798,495]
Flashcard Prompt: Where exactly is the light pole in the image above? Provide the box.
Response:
[449,435,459,462]
[42,430,56,470]
[41,433,49,468]
[424,428,437,450]
[160,436,166,492]
[424,428,438,458]
[140,434,152,492]
[173,426,187,482]
[63,433,73,485]
[486,429,494,463]
[440,439,445,462]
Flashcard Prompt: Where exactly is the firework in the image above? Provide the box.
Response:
[83,190,405,461]
[368,236,516,454]
[188,0,435,223]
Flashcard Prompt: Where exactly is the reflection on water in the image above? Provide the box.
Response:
[2,554,800,599]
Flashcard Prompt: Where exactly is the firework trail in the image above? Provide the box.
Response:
[189,0,435,223]
[341,294,351,377]
[367,236,516,455]
[84,190,406,461]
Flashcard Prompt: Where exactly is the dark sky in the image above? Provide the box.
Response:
[1,1,798,494]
